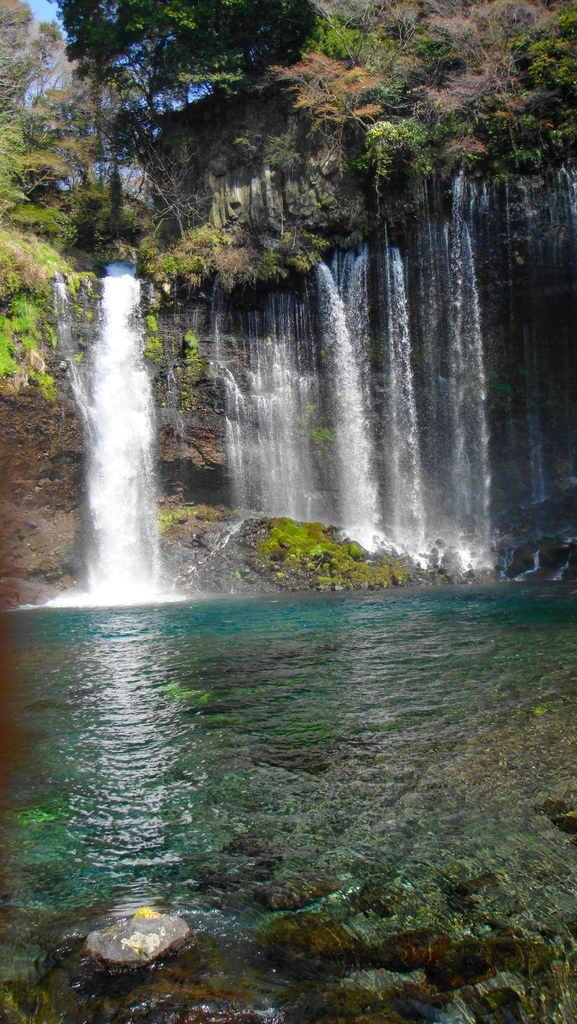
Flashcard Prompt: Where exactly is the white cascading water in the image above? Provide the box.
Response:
[317,260,380,547]
[523,328,546,504]
[383,245,426,552]
[217,291,324,521]
[53,266,161,606]
[87,270,160,602]
[448,174,491,545]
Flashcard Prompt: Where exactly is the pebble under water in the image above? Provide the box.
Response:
[2,583,577,1022]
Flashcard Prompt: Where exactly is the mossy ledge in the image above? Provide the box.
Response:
[158,506,487,595]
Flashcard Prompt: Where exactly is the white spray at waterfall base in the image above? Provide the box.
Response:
[51,268,165,607]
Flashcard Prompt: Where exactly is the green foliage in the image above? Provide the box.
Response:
[8,203,74,245]
[0,295,56,395]
[528,4,577,95]
[139,223,331,292]
[178,352,206,413]
[30,369,57,401]
[157,503,228,531]
[0,319,18,377]
[0,118,26,216]
[0,228,69,299]
[144,311,163,361]
[145,336,163,361]
[71,182,143,253]
[10,295,41,351]
[297,404,336,449]
[366,119,432,182]
[183,330,199,358]
[60,0,317,107]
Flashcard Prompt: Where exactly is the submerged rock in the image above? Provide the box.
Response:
[424,945,495,989]
[373,930,450,972]
[253,873,339,911]
[425,938,554,990]
[85,908,191,967]
[348,880,396,918]
[259,912,360,973]
[551,810,577,834]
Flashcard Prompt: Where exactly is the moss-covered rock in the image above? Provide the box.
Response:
[254,517,410,591]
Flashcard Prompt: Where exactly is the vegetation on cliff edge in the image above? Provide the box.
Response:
[1,0,576,299]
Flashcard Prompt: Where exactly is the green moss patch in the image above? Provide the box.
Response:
[256,517,407,590]
[157,503,229,533]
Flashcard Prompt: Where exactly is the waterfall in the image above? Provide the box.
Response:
[209,171,577,561]
[317,259,379,546]
[54,266,161,606]
[382,245,425,551]
[216,291,324,521]
[524,328,546,504]
[447,174,491,543]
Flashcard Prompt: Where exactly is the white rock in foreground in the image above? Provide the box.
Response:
[85,908,191,966]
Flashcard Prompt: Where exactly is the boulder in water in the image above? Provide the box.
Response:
[85,907,191,967]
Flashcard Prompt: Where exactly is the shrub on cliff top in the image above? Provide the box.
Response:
[139,225,331,292]
[0,228,68,299]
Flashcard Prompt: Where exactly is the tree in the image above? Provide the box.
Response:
[143,140,207,235]
[0,0,34,114]
[57,0,317,117]
[272,53,382,142]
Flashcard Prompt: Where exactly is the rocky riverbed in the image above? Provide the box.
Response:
[3,688,577,1023]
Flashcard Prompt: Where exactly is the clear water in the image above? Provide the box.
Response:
[2,583,577,992]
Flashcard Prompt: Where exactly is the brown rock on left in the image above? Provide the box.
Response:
[0,384,84,609]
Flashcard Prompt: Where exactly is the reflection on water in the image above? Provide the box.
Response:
[67,615,178,890]
[1,584,577,982]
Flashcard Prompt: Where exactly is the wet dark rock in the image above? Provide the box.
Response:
[538,541,571,569]
[253,873,339,911]
[85,910,191,967]
[504,544,536,579]
[424,945,495,989]
[535,798,573,817]
[372,930,450,972]
[536,796,577,835]
[551,810,577,834]
[258,912,360,974]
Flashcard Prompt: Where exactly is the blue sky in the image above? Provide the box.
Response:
[28,0,62,26]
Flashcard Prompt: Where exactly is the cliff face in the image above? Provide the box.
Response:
[156,91,369,243]
[0,376,84,608]
[3,162,577,608]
